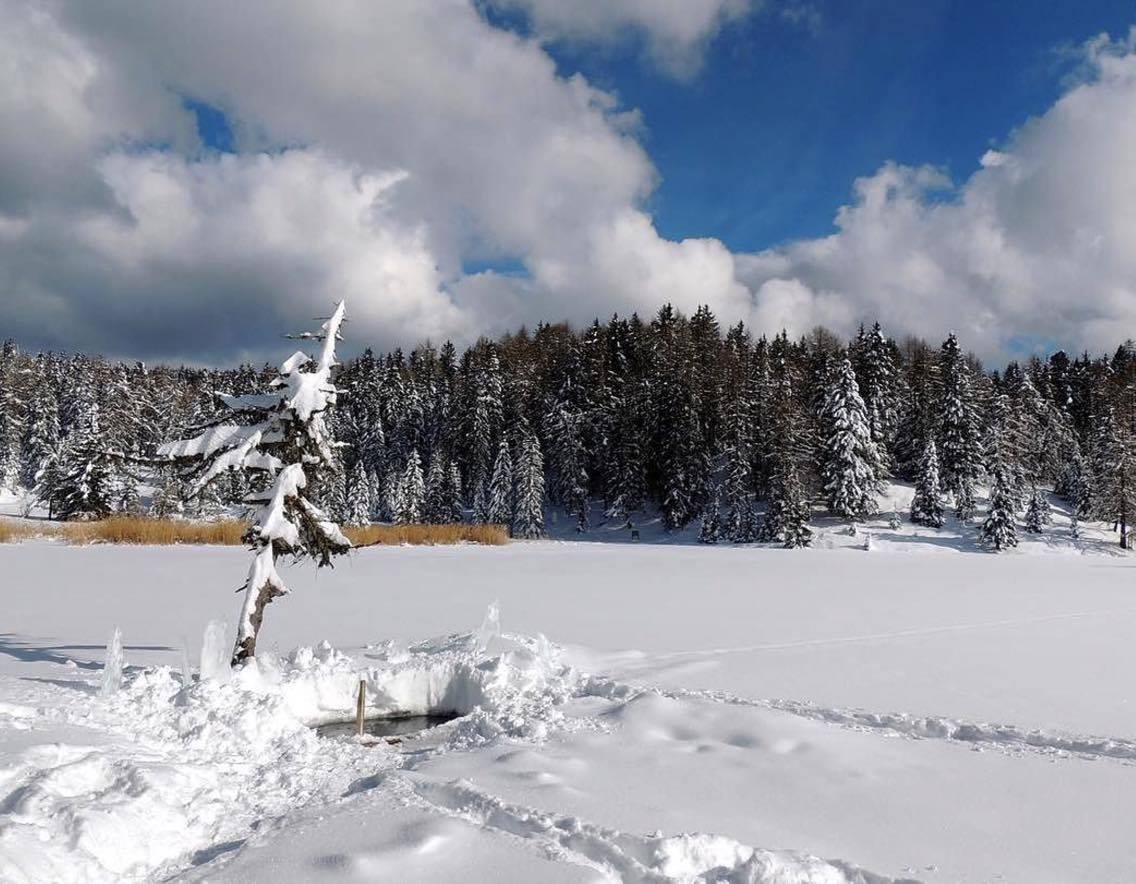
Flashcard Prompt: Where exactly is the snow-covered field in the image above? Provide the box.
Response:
[3,539,1136,883]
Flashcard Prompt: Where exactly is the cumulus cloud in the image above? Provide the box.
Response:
[3,0,747,358]
[1,1,1135,365]
[482,0,754,77]
[738,29,1136,362]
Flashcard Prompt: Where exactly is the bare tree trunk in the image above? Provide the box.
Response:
[231,545,285,667]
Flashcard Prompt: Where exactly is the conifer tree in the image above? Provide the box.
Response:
[1024,487,1049,533]
[487,436,515,527]
[0,343,23,491]
[909,436,944,528]
[819,358,883,520]
[1094,410,1136,548]
[159,302,351,665]
[544,400,588,531]
[980,460,1019,552]
[938,333,982,520]
[396,450,425,524]
[513,424,546,539]
[20,369,59,490]
[759,361,812,548]
[472,478,489,524]
[53,400,117,520]
[698,484,722,544]
[853,323,900,466]
[424,455,447,523]
[444,460,464,523]
[345,459,372,527]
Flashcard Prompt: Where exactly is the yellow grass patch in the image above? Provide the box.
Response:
[343,523,509,546]
[0,516,507,547]
[61,517,248,546]
[0,518,42,543]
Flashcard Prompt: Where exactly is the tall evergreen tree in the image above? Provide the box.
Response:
[819,358,883,520]
[980,458,1019,552]
[513,424,546,539]
[1094,408,1136,548]
[938,333,983,520]
[396,450,425,524]
[698,483,722,544]
[345,459,372,527]
[487,436,515,527]
[1024,487,1049,533]
[909,436,945,527]
[759,360,812,548]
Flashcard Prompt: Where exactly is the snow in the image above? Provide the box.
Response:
[2,540,1136,882]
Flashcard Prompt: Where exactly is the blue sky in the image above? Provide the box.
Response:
[529,0,1135,251]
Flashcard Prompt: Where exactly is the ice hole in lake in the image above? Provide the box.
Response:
[314,711,461,739]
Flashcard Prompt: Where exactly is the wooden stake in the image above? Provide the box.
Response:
[356,679,366,737]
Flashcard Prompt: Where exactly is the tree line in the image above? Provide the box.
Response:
[1,304,1134,551]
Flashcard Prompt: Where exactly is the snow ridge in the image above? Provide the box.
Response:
[582,677,1136,763]
[405,776,914,884]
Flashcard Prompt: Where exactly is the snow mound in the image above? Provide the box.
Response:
[0,611,583,883]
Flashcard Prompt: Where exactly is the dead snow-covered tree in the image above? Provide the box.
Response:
[159,302,351,666]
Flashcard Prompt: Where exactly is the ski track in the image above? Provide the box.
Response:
[392,774,917,884]
[580,675,1136,764]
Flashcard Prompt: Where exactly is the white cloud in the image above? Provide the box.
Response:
[737,29,1136,361]
[483,0,754,77]
[1,2,1136,365]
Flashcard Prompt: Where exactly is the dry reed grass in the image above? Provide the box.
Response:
[0,518,42,543]
[61,516,247,546]
[0,516,507,547]
[343,523,508,546]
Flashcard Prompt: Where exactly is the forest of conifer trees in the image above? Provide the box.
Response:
[1,304,1134,550]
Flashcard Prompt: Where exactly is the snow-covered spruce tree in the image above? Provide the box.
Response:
[150,472,188,519]
[20,369,60,490]
[909,436,944,528]
[472,478,490,524]
[543,398,589,532]
[851,323,901,474]
[1024,488,1049,533]
[980,460,1018,552]
[698,484,722,544]
[396,450,425,524]
[938,333,983,520]
[602,317,646,524]
[1093,409,1136,548]
[487,436,515,527]
[423,455,447,523]
[445,461,464,522]
[512,422,546,539]
[0,344,23,492]
[759,361,812,548]
[345,459,372,527]
[819,357,883,520]
[721,384,757,542]
[159,302,351,666]
[52,400,118,520]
